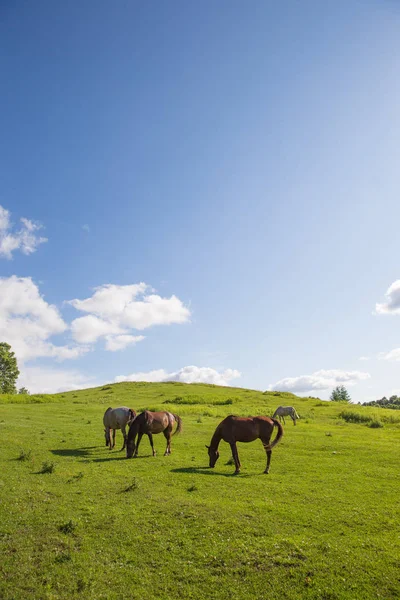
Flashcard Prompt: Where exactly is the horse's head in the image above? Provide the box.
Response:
[126,438,135,459]
[128,409,136,424]
[206,445,219,468]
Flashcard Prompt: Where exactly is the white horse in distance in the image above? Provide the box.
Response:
[272,406,300,426]
[103,406,136,450]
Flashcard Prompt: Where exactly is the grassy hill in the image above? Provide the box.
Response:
[1,382,400,599]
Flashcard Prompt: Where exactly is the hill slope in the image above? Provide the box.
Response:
[1,382,400,599]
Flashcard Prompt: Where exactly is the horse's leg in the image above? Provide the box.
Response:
[111,429,116,449]
[120,425,127,451]
[262,438,272,474]
[292,415,296,426]
[163,429,171,455]
[229,442,241,474]
[134,432,143,457]
[148,433,156,457]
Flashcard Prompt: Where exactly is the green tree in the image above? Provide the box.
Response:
[0,342,20,394]
[330,385,351,403]
[18,387,30,395]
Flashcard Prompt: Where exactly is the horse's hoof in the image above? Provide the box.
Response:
[264,470,270,474]
[233,471,240,475]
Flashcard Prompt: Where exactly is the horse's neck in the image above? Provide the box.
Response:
[127,418,139,440]
[210,428,222,450]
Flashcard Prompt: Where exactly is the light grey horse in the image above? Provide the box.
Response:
[103,406,136,450]
[272,406,300,426]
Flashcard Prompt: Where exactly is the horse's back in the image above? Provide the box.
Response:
[104,406,131,429]
[220,415,274,442]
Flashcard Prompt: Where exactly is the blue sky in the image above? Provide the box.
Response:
[1,0,400,401]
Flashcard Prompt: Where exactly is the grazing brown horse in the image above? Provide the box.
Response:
[206,415,283,475]
[126,411,182,458]
[103,407,136,451]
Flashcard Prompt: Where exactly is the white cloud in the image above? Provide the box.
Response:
[68,283,190,347]
[375,280,400,315]
[269,369,371,393]
[0,276,86,362]
[378,348,400,362]
[18,365,100,394]
[105,334,145,352]
[71,315,123,344]
[0,205,47,259]
[115,365,241,386]
[0,276,190,364]
[359,356,370,361]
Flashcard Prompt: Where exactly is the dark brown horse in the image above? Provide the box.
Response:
[126,411,182,458]
[206,415,283,475]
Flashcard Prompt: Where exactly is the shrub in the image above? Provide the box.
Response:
[339,411,371,424]
[369,419,383,429]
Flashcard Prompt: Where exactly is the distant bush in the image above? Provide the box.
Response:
[164,396,234,406]
[101,385,112,391]
[339,411,372,424]
[364,395,400,409]
[339,411,385,428]
[381,414,400,424]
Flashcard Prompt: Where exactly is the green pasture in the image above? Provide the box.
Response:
[1,382,400,599]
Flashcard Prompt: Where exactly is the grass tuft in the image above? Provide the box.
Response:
[67,472,84,483]
[58,520,76,534]
[122,477,139,492]
[39,461,55,474]
[17,449,31,461]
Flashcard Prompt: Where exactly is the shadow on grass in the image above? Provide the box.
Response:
[91,456,128,463]
[170,466,252,478]
[51,448,93,457]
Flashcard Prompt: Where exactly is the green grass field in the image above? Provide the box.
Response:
[1,382,400,600]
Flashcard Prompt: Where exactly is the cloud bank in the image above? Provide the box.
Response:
[115,365,241,386]
[68,283,190,349]
[269,369,370,393]
[0,276,87,362]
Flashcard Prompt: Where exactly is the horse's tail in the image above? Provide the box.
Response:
[173,414,182,435]
[266,418,283,450]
